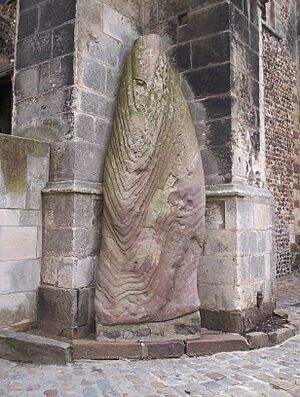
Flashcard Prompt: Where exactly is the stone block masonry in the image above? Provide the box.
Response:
[263,0,299,277]
[144,0,276,332]
[0,134,50,328]
[32,0,143,338]
[1,0,283,337]
[201,184,275,333]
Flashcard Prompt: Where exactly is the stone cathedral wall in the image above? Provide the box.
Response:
[263,0,299,277]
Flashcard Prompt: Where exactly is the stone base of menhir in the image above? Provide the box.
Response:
[96,311,201,342]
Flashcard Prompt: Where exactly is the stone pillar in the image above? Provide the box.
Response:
[145,0,276,333]
[12,0,141,338]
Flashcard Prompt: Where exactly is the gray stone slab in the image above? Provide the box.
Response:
[0,330,72,365]
[0,259,40,294]
[0,291,36,327]
[0,226,37,261]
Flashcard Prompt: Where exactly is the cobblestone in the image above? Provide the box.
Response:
[0,335,299,396]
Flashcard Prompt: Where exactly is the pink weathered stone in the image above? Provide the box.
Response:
[95,34,205,330]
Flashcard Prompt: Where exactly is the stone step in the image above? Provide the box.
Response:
[0,330,72,365]
[73,334,249,360]
[186,334,250,357]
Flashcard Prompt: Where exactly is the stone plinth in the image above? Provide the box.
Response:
[200,183,276,333]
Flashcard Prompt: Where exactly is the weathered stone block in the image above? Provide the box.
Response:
[0,260,40,295]
[74,113,95,142]
[204,230,237,256]
[205,201,225,230]
[15,67,39,100]
[39,55,74,95]
[236,200,254,230]
[53,22,75,58]
[74,140,106,183]
[73,340,142,360]
[185,63,231,99]
[231,6,249,44]
[19,0,43,11]
[268,327,296,346]
[41,257,58,286]
[49,140,75,182]
[39,0,76,31]
[144,340,185,359]
[254,204,272,230]
[0,227,37,261]
[246,332,270,349]
[0,209,40,227]
[178,2,230,42]
[0,292,36,327]
[238,231,258,255]
[77,0,103,26]
[18,7,38,39]
[192,32,230,68]
[201,95,232,120]
[56,256,97,289]
[81,57,106,94]
[198,256,238,285]
[168,43,191,72]
[77,287,95,327]
[38,286,77,327]
[80,90,114,121]
[257,230,273,254]
[74,194,102,229]
[186,333,249,356]
[15,89,73,125]
[16,31,52,70]
[74,227,101,258]
[0,330,72,365]
[43,193,74,229]
[43,228,74,257]
[88,33,120,67]
[249,255,266,280]
[103,5,138,44]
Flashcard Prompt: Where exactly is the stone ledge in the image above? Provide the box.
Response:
[0,330,72,365]
[73,340,142,360]
[186,334,250,357]
[205,183,274,201]
[246,323,299,349]
[42,180,102,195]
[73,334,248,361]
[5,325,300,364]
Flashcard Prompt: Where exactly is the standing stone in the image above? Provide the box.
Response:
[95,34,205,340]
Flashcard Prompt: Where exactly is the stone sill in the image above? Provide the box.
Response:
[205,183,273,200]
[43,180,102,195]
[262,20,282,40]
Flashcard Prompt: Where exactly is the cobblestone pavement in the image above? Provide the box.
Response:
[0,273,299,397]
[0,335,299,396]
[277,272,300,325]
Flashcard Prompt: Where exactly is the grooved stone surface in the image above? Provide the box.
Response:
[95,34,205,329]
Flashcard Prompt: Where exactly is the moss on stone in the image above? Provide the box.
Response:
[0,134,49,193]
